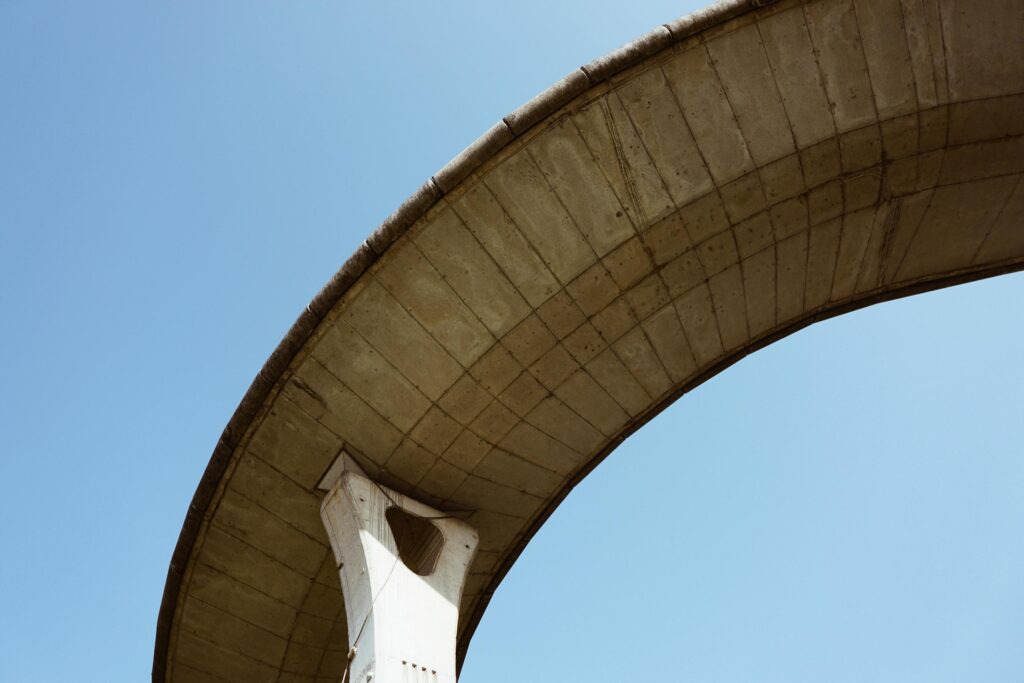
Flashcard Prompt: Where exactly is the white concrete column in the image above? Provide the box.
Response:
[320,470,478,683]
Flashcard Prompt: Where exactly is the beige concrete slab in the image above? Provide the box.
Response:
[196,527,311,610]
[759,7,837,147]
[616,66,714,208]
[804,0,878,132]
[437,373,491,425]
[640,302,699,383]
[247,396,347,489]
[486,151,596,284]
[663,45,754,184]
[187,562,296,640]
[975,176,1024,264]
[708,265,749,351]
[805,218,842,309]
[591,299,639,344]
[314,322,431,433]
[741,246,778,337]
[376,243,494,367]
[525,396,605,455]
[585,347,652,417]
[603,236,655,290]
[660,249,707,298]
[855,0,918,118]
[899,174,1020,279]
[899,0,940,107]
[343,281,463,402]
[734,212,775,259]
[674,283,724,365]
[576,95,677,226]
[498,422,584,476]
[624,272,672,321]
[528,117,636,256]
[498,371,548,418]
[175,631,279,683]
[472,449,563,498]
[708,23,796,166]
[528,344,580,391]
[941,0,1024,100]
[832,207,878,300]
[453,182,560,308]
[553,369,631,436]
[228,454,324,539]
[881,187,934,283]
[612,326,674,400]
[536,290,586,339]
[285,361,403,467]
[775,230,809,322]
[415,209,532,337]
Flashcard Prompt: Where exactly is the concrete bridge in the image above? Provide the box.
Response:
[155,0,1024,680]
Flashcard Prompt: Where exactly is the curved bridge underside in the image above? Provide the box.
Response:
[156,0,1024,680]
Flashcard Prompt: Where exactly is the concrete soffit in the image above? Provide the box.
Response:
[154,0,1024,680]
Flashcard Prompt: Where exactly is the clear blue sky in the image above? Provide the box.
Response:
[1,2,1021,681]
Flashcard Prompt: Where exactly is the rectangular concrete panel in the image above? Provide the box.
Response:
[485,151,597,284]
[285,361,403,468]
[343,280,464,402]
[525,396,605,455]
[246,396,348,488]
[758,7,837,147]
[804,0,878,132]
[553,369,631,436]
[414,208,532,337]
[196,526,311,609]
[452,182,560,308]
[708,23,797,166]
[499,421,584,476]
[576,95,677,226]
[585,347,652,416]
[831,207,877,300]
[855,0,919,118]
[975,175,1024,264]
[805,217,842,309]
[212,492,325,579]
[663,45,755,184]
[528,117,636,256]
[899,174,1019,279]
[638,303,696,382]
[708,264,750,351]
[940,0,1024,100]
[376,243,495,368]
[776,230,809,321]
[314,323,431,433]
[612,326,674,399]
[616,66,715,208]
[741,246,778,337]
[674,283,724,365]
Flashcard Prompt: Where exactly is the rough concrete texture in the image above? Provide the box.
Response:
[320,471,478,683]
[158,0,1024,680]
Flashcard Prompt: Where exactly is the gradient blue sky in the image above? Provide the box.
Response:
[1,2,1021,681]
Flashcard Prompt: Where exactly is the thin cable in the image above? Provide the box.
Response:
[341,552,400,683]
[337,453,471,681]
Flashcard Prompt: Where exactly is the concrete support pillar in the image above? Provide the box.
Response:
[320,471,478,683]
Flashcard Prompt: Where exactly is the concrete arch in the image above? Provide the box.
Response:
[156,0,1024,680]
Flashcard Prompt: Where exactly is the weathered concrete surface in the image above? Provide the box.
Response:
[320,471,477,683]
[157,0,1024,680]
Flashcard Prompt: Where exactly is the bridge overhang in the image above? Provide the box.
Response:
[156,0,1024,680]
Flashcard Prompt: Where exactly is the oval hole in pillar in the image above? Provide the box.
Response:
[385,507,445,576]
